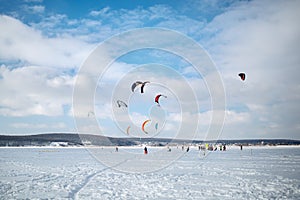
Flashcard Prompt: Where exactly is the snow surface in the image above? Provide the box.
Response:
[0,146,299,199]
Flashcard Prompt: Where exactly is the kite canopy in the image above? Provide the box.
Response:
[117,100,128,108]
[155,122,158,130]
[155,94,167,104]
[142,119,151,134]
[238,73,246,81]
[140,81,150,93]
[131,81,143,92]
[126,126,130,135]
[131,81,150,93]
[87,111,95,117]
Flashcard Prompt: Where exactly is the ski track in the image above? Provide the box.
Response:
[70,156,133,200]
[69,170,101,200]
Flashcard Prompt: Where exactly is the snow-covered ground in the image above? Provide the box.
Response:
[0,146,299,199]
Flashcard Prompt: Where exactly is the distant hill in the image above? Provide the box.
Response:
[0,133,299,147]
[0,133,136,147]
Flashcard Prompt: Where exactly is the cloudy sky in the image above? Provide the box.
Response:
[0,0,299,140]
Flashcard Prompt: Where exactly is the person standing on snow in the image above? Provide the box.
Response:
[186,146,190,152]
[144,146,148,154]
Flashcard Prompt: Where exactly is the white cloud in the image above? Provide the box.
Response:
[86,4,205,38]
[24,5,45,13]
[129,112,148,126]
[198,0,300,139]
[0,65,74,116]
[89,7,110,17]
[0,15,92,68]
[11,123,47,129]
[1,0,299,139]
[23,0,43,2]
[10,122,66,129]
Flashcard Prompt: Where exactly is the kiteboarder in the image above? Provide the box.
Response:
[186,146,190,152]
[167,146,171,152]
[238,73,246,81]
[144,146,148,154]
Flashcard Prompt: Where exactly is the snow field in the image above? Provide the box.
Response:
[0,146,299,199]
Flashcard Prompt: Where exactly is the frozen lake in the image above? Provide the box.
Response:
[0,146,299,199]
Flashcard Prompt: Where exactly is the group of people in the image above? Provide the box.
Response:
[115,144,230,155]
[115,146,148,154]
[181,145,190,152]
[198,144,227,151]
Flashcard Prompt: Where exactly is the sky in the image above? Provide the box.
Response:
[0,0,299,140]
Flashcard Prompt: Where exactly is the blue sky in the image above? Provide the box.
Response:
[0,0,299,140]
